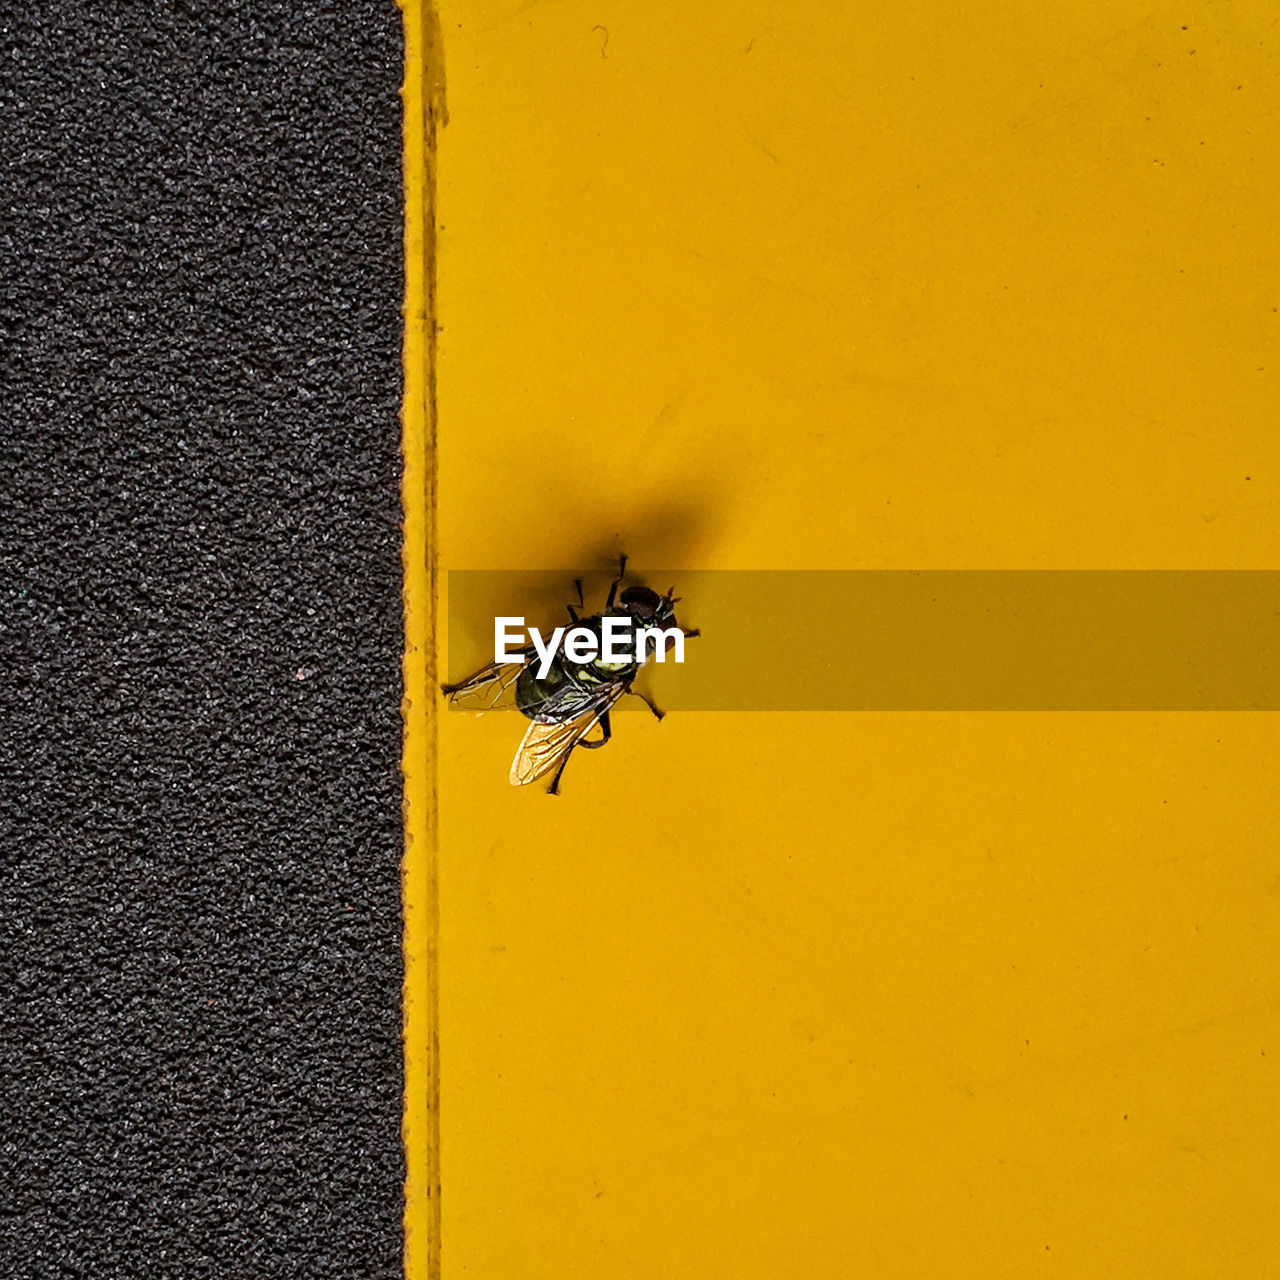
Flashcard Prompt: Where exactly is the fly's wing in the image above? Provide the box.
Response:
[508,686,624,786]
[442,649,532,712]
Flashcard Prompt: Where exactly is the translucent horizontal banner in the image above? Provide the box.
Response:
[444,571,1280,711]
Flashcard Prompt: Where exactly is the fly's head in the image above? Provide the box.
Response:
[619,585,681,631]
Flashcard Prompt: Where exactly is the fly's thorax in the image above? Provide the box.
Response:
[577,654,637,683]
[597,608,658,673]
[565,616,638,686]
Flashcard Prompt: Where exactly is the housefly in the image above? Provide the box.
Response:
[442,556,698,794]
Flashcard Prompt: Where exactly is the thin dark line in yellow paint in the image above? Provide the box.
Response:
[400,3,445,1278]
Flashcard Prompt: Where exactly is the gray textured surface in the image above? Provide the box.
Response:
[1,4,406,1276]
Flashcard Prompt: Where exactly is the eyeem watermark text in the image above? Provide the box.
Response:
[495,617,686,678]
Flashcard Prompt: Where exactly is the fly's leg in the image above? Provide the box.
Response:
[546,752,572,796]
[682,628,700,638]
[578,710,612,747]
[626,689,665,721]
[545,712,612,795]
[567,578,584,622]
[605,554,628,609]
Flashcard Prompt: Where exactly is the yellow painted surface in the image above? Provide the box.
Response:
[408,1,1280,1275]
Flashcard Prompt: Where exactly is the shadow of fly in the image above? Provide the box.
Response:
[442,556,698,794]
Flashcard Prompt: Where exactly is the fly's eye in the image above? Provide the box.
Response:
[620,586,661,612]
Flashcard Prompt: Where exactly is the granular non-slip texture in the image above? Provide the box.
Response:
[1,5,406,1276]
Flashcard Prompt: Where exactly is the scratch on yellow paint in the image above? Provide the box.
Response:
[400,3,445,1278]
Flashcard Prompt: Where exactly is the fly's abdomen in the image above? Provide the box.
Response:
[514,663,562,721]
